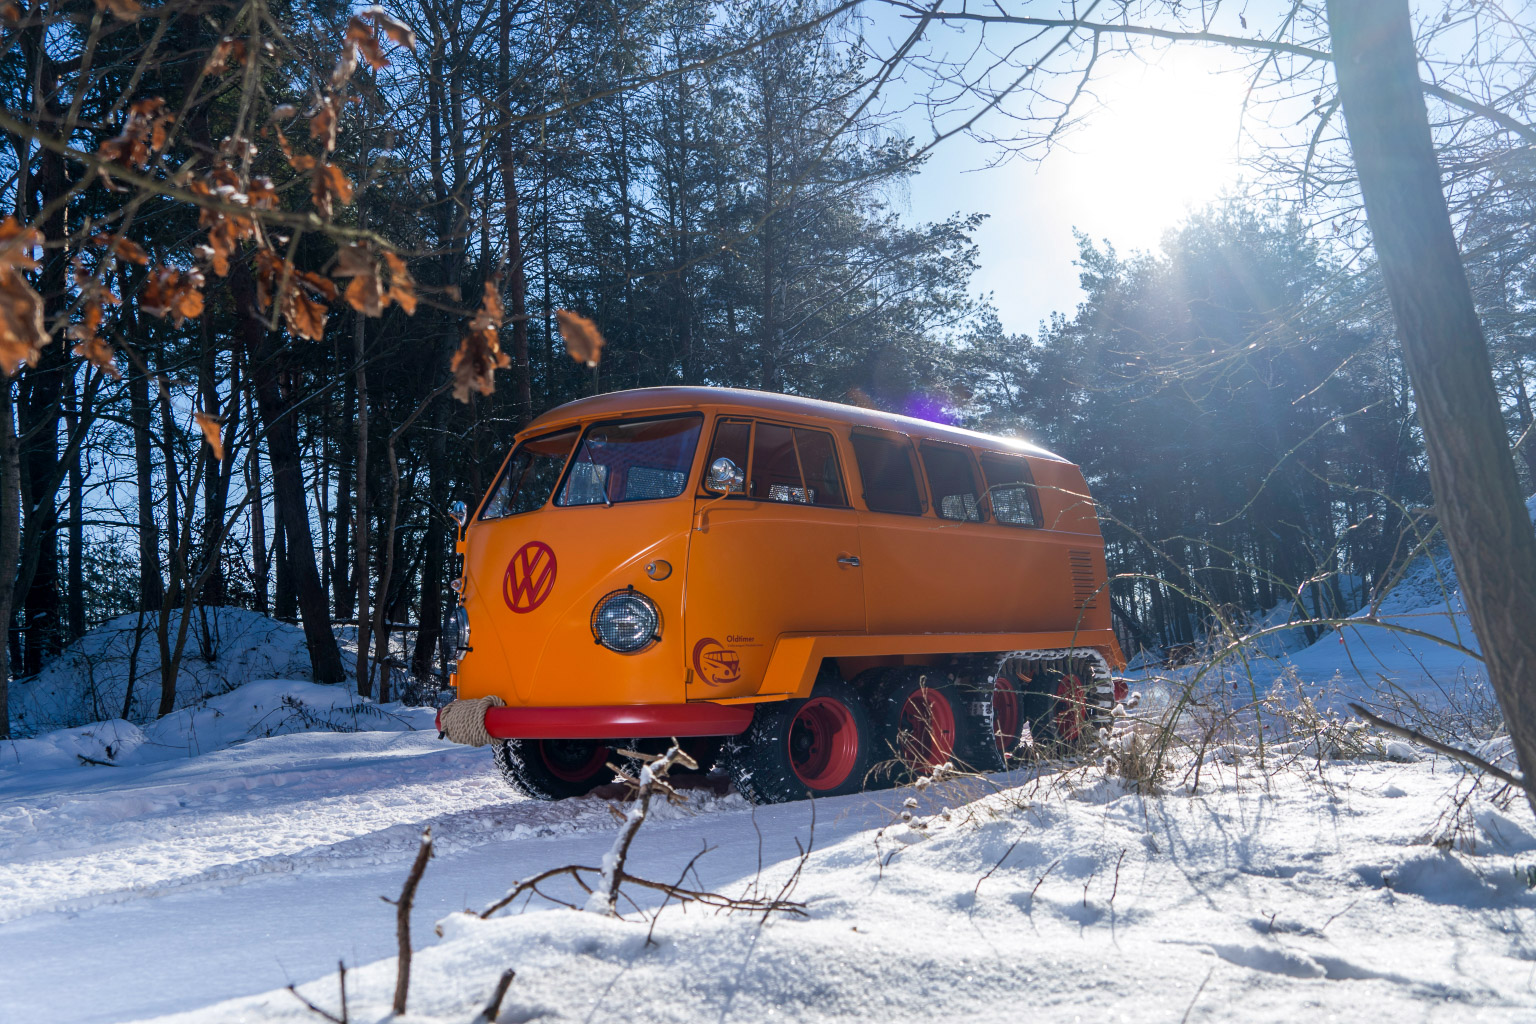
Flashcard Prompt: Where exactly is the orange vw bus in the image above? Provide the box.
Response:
[441,387,1124,803]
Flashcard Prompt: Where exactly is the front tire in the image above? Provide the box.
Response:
[492,738,617,800]
[725,676,872,804]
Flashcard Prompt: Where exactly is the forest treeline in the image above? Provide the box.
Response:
[1,0,1533,733]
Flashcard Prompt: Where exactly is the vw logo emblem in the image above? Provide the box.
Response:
[503,541,557,613]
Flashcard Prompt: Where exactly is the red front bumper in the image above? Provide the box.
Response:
[441,701,757,740]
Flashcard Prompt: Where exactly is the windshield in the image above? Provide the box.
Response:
[555,414,703,506]
[480,428,579,518]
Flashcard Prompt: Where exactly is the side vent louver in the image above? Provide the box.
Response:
[1069,549,1099,609]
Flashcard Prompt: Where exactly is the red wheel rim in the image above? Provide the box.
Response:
[1054,674,1087,743]
[537,740,611,782]
[993,676,1021,752]
[898,686,957,767]
[788,697,859,790]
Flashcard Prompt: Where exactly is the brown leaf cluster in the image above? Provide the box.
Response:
[0,217,46,376]
[256,249,337,341]
[556,309,604,367]
[276,127,353,219]
[194,411,224,460]
[188,166,271,275]
[332,244,416,317]
[92,0,140,21]
[205,37,247,75]
[67,246,124,380]
[450,280,508,402]
[142,267,205,326]
[97,98,173,182]
[2,2,23,25]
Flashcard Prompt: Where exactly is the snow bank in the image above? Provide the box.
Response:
[0,678,434,773]
[7,607,315,737]
[110,756,1536,1024]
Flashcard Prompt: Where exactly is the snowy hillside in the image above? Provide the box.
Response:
[6,608,316,737]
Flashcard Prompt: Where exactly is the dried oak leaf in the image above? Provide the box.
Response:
[556,309,604,367]
[312,162,353,218]
[309,96,339,152]
[255,249,336,340]
[362,6,417,49]
[97,98,173,178]
[450,281,508,402]
[0,267,47,375]
[205,37,247,74]
[1,3,22,26]
[91,232,149,266]
[346,16,388,70]
[72,335,122,381]
[0,216,42,272]
[381,251,417,314]
[194,411,224,460]
[141,267,205,326]
[333,244,382,317]
[93,0,140,20]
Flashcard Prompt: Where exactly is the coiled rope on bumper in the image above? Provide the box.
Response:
[438,695,507,747]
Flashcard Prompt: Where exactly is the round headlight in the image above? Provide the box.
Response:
[591,588,660,653]
[451,606,470,654]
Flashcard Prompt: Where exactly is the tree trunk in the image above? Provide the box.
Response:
[1329,0,1536,805]
[63,376,83,638]
[128,360,165,613]
[232,262,345,682]
[0,375,20,738]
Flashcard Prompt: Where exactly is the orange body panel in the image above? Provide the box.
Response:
[451,387,1123,732]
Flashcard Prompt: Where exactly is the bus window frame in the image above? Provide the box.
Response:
[848,428,929,517]
[476,426,580,520]
[976,450,1044,528]
[918,441,988,524]
[550,411,706,508]
[699,415,852,510]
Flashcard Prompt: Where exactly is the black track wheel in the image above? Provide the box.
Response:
[1018,663,1094,756]
[871,668,976,783]
[724,675,873,804]
[492,738,617,800]
[951,667,1017,772]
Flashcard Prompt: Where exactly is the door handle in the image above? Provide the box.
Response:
[837,555,861,567]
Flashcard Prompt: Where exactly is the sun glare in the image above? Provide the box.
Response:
[914,47,1251,334]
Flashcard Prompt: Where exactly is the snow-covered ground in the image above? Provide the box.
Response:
[3,529,1531,1023]
[2,720,1533,1024]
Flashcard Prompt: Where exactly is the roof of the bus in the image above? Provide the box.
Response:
[521,386,1072,465]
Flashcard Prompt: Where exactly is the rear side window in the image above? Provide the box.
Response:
[979,453,1041,527]
[555,414,703,506]
[921,444,984,522]
[747,423,848,506]
[851,433,923,515]
[481,428,578,518]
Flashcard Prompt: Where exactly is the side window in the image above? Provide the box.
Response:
[979,453,1041,527]
[794,428,847,507]
[481,428,578,518]
[751,423,805,502]
[850,433,923,515]
[705,419,751,493]
[921,444,984,522]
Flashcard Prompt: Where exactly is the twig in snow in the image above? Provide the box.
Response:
[382,827,433,1016]
[1109,848,1127,910]
[1027,857,1061,912]
[648,840,715,946]
[1348,703,1530,799]
[76,754,121,767]
[974,839,1020,897]
[1180,966,1214,1024]
[471,968,516,1024]
[286,960,348,1024]
[589,743,698,915]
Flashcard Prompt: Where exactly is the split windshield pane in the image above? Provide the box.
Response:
[555,414,704,506]
[481,428,579,518]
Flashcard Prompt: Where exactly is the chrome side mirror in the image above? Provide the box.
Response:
[703,457,744,495]
[448,500,467,528]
